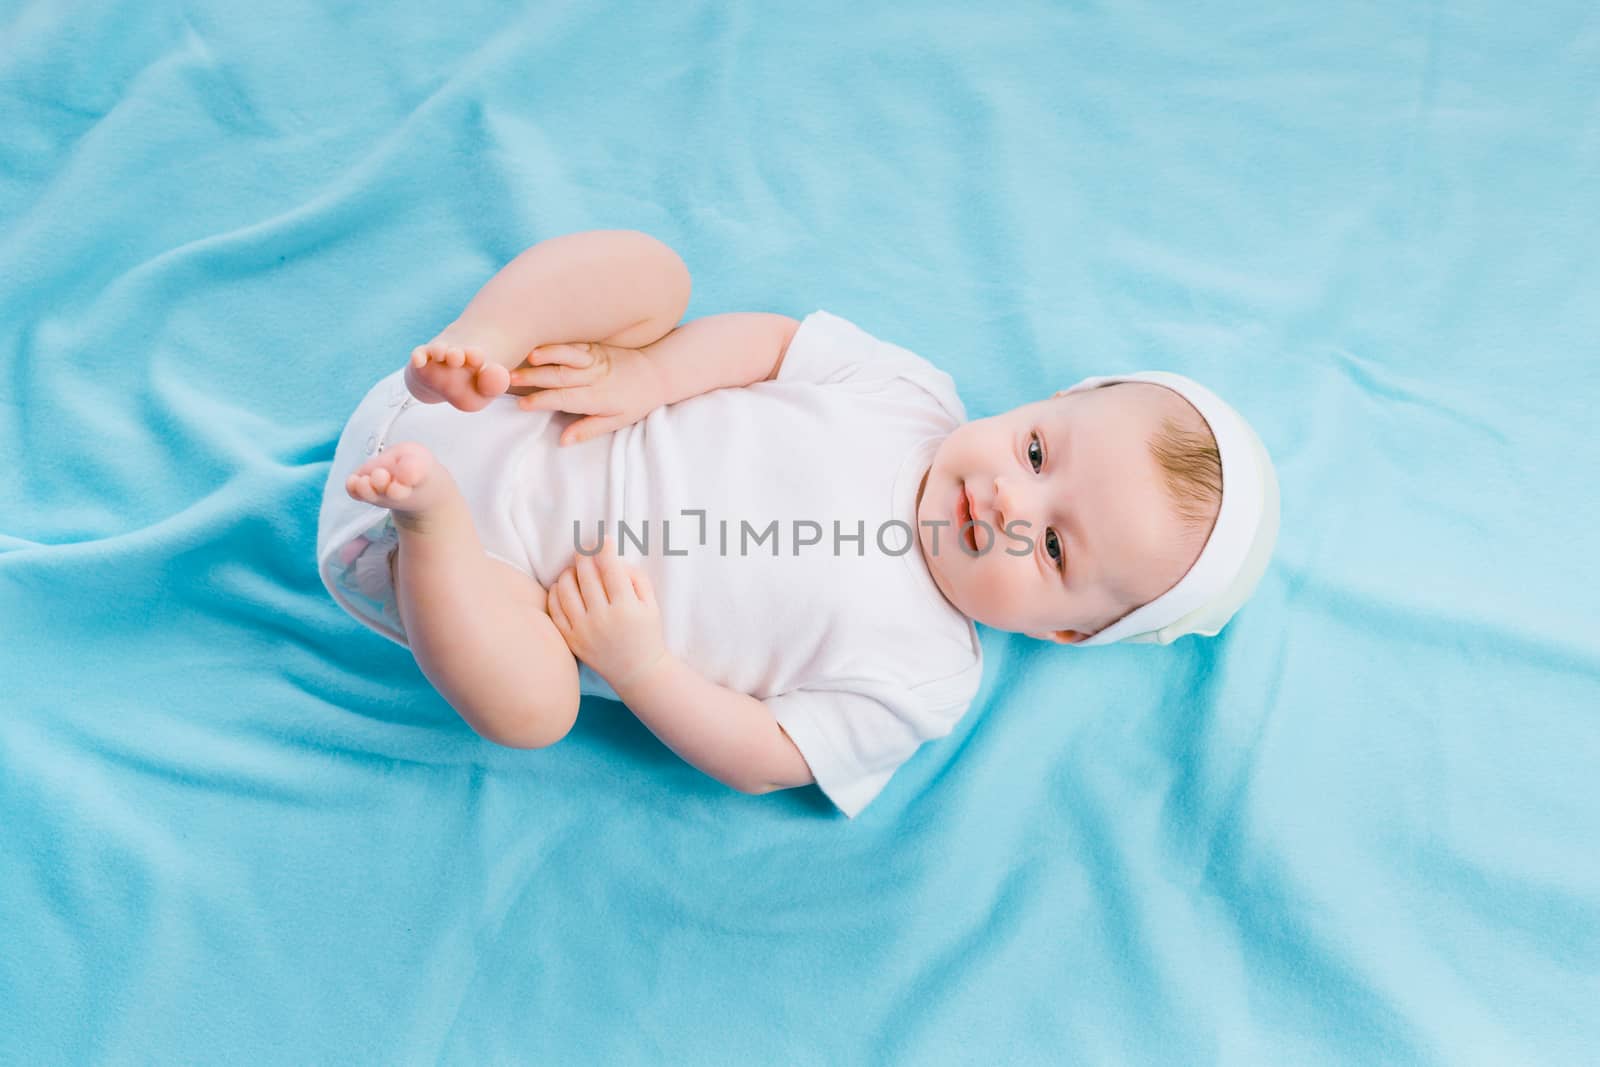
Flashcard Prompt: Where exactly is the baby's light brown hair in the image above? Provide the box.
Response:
[1148,401,1222,542]
[1094,381,1222,543]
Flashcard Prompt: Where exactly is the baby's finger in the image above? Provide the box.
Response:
[524,342,596,369]
[596,543,634,603]
[560,414,630,447]
[517,387,607,415]
[555,570,584,622]
[545,584,571,632]
[574,545,608,607]
[510,361,602,390]
[629,567,656,609]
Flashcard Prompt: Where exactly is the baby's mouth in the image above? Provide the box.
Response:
[957,481,978,553]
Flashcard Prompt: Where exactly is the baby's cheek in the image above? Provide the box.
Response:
[1004,559,1052,624]
[970,556,1014,609]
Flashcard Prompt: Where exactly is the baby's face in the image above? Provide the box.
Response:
[914,383,1203,643]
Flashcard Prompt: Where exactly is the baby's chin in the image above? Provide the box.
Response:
[921,552,1016,631]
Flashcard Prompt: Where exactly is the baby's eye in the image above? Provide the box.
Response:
[1027,433,1043,472]
[1044,528,1065,570]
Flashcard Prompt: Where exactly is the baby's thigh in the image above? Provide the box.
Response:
[392,542,579,748]
[389,543,559,646]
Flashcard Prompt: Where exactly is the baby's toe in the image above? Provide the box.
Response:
[369,466,393,492]
[389,445,434,486]
[474,363,511,397]
[405,363,449,404]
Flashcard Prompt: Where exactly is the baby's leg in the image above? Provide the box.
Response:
[346,442,580,748]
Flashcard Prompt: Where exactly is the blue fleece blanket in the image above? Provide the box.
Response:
[3,1,1597,1062]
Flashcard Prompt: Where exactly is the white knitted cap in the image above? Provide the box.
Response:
[1056,372,1281,646]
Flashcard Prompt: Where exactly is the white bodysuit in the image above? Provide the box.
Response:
[317,311,984,817]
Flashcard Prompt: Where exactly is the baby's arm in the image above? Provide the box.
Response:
[546,541,815,797]
[612,654,816,797]
[640,312,802,406]
[508,312,802,444]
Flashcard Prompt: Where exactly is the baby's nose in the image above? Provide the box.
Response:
[992,475,1021,525]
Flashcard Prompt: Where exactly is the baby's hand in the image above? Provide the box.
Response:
[508,341,669,446]
[546,537,667,690]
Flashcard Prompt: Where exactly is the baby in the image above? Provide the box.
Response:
[316,230,1281,818]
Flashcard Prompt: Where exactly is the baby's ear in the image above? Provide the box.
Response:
[1030,629,1091,645]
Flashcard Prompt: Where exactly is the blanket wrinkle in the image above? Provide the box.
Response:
[4,2,1596,1062]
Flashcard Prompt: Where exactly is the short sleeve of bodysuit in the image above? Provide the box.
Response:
[766,671,980,819]
[776,310,968,426]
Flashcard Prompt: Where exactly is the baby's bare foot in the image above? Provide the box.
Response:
[405,342,511,412]
[345,442,461,530]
